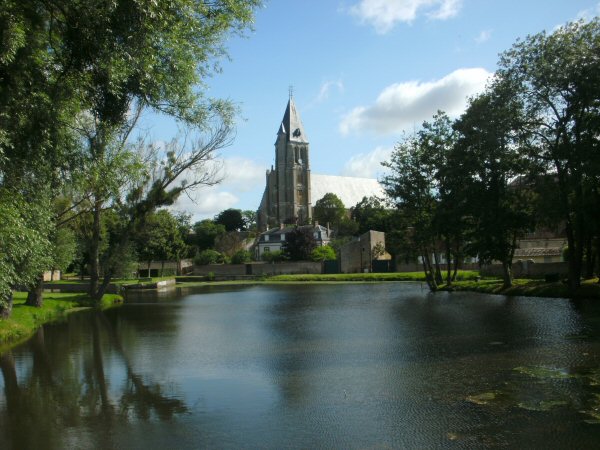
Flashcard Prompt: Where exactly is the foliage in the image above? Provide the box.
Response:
[214,231,247,258]
[494,19,600,290]
[261,250,286,263]
[193,219,226,251]
[311,245,337,262]
[281,227,317,261]
[313,193,346,229]
[215,208,245,232]
[194,249,226,265]
[51,227,77,274]
[135,210,186,265]
[231,249,252,264]
[351,196,395,235]
[0,190,52,316]
[242,210,258,231]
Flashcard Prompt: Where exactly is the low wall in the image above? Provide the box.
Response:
[193,262,322,276]
[480,261,568,279]
[249,262,321,276]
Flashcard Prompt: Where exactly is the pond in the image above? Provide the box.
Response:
[1,283,600,449]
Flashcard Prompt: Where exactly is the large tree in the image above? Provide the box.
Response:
[453,86,534,288]
[313,193,346,229]
[496,19,600,290]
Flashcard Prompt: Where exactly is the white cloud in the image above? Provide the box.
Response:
[475,29,492,44]
[170,156,265,220]
[576,3,600,22]
[316,79,344,103]
[342,146,393,178]
[349,0,462,34]
[339,67,491,136]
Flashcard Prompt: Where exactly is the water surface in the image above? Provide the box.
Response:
[2,283,600,449]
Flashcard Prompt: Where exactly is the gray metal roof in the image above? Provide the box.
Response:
[278,97,308,143]
[311,174,386,208]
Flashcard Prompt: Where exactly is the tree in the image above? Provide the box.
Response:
[215,231,247,259]
[194,249,226,265]
[496,19,600,290]
[351,196,395,235]
[215,208,245,232]
[311,245,336,262]
[231,249,252,264]
[242,210,258,232]
[193,219,226,251]
[313,193,346,229]
[453,87,534,288]
[135,210,185,277]
[282,227,317,261]
[0,190,52,316]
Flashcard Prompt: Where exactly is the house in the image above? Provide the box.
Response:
[255,223,332,260]
[339,230,391,273]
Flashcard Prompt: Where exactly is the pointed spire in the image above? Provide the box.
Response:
[278,90,308,143]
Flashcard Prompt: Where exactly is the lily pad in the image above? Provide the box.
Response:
[466,392,496,405]
[517,400,567,411]
[513,366,574,379]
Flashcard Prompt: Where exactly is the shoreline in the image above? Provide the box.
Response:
[0,292,123,353]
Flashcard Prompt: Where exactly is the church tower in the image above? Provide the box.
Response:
[257,93,312,230]
[274,93,312,225]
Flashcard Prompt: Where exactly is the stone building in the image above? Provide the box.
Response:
[257,95,385,231]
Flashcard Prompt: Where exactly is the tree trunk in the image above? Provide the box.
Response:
[432,247,443,285]
[445,238,452,286]
[25,274,44,307]
[0,291,14,319]
[147,260,152,278]
[93,270,113,304]
[584,236,594,279]
[501,260,512,288]
[89,198,103,299]
[421,250,438,291]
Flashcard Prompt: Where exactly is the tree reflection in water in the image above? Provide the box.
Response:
[0,310,187,450]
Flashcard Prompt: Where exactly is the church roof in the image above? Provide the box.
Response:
[279,96,308,143]
[310,174,386,208]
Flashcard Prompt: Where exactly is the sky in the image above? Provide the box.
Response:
[139,0,600,221]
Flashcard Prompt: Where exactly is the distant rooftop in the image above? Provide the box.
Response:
[311,174,386,208]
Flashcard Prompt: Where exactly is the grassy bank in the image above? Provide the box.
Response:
[0,292,123,351]
[267,271,480,282]
[441,278,600,299]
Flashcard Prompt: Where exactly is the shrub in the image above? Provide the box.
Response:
[194,249,225,265]
[311,245,336,261]
[231,249,252,264]
[262,250,286,263]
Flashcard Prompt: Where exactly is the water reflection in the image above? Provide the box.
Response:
[0,311,187,450]
[1,284,600,449]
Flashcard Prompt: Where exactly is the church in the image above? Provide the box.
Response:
[257,94,385,231]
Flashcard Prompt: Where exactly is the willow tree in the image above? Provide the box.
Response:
[32,0,260,301]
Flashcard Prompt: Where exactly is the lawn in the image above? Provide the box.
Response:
[0,292,123,351]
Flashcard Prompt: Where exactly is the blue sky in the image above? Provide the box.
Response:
[146,0,600,221]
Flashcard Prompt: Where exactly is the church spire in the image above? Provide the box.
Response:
[277,90,308,143]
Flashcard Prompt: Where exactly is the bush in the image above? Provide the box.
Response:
[194,249,225,265]
[311,245,336,261]
[231,249,252,264]
[262,250,286,263]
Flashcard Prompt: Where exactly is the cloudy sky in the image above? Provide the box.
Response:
[139,0,600,221]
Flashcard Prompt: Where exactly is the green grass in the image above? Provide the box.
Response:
[267,270,480,282]
[0,292,123,351]
[442,277,600,299]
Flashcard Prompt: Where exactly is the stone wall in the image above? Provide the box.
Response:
[480,261,569,278]
[193,261,322,277]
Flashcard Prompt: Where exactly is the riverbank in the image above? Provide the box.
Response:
[0,292,123,351]
[440,278,600,299]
